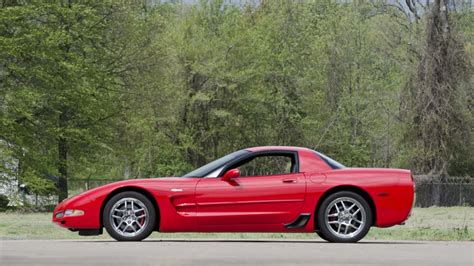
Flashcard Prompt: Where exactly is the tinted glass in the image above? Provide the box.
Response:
[315,151,345,169]
[239,155,294,177]
[183,150,249,177]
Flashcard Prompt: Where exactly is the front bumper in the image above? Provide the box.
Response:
[52,195,101,229]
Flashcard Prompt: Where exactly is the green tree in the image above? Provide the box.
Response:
[0,1,131,201]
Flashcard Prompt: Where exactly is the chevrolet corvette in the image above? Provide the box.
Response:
[52,146,415,242]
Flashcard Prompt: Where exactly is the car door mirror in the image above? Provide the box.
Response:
[221,168,240,181]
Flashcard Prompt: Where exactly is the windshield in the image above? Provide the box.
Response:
[183,150,250,177]
[315,151,345,169]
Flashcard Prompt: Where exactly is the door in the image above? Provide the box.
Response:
[195,152,306,229]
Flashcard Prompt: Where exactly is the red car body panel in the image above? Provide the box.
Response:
[53,146,414,233]
[195,172,306,230]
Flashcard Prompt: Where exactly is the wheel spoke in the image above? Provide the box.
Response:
[134,220,143,229]
[324,196,367,239]
[133,208,144,213]
[123,224,130,232]
[109,197,150,237]
[349,223,359,230]
[341,201,347,210]
[116,221,124,229]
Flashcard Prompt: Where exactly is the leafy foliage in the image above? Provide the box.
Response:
[0,0,472,202]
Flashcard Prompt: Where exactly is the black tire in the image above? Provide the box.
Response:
[103,191,156,241]
[316,191,372,243]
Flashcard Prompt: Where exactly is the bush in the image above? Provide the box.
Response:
[38,204,56,212]
[0,194,10,211]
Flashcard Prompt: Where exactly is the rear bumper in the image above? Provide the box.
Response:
[374,173,415,227]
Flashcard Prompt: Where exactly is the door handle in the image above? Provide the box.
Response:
[282,179,297,183]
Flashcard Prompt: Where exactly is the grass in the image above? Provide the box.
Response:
[0,207,472,241]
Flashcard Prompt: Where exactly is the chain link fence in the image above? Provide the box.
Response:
[413,176,473,207]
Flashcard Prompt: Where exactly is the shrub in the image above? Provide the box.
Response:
[0,194,10,211]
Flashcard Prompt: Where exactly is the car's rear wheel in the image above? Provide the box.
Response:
[103,191,156,241]
[317,191,372,243]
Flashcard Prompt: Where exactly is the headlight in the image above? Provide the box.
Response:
[56,209,84,218]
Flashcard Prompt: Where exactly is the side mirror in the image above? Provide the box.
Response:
[221,168,240,181]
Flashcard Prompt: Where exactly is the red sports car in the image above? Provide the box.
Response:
[52,146,415,242]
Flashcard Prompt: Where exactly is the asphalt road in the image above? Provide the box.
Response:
[1,239,473,266]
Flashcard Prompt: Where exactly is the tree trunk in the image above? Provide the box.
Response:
[57,0,72,203]
[57,111,68,202]
[403,0,469,185]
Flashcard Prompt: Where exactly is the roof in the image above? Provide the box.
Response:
[245,146,312,152]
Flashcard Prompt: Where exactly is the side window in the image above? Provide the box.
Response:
[238,155,295,177]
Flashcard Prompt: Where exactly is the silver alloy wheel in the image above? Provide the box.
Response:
[324,197,366,239]
[109,197,149,237]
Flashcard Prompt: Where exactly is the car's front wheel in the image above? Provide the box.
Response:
[317,191,372,243]
[103,191,156,241]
